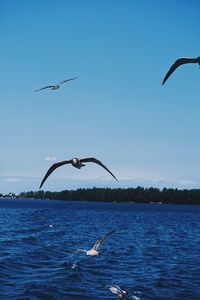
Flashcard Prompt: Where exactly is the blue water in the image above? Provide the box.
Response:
[0,199,199,300]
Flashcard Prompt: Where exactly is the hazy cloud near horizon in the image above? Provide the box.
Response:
[45,156,57,162]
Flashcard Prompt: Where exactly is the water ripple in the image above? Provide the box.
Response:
[0,199,200,299]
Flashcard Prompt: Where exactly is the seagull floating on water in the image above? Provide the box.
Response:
[39,157,118,188]
[109,285,128,299]
[77,229,115,256]
[162,56,200,85]
[34,76,78,92]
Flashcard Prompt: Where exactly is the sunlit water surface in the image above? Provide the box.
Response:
[0,199,199,299]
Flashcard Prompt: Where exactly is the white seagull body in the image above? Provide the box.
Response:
[34,76,78,92]
[77,229,115,256]
[109,285,127,299]
[162,56,200,85]
[39,157,118,189]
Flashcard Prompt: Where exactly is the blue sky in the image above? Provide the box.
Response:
[1,0,200,194]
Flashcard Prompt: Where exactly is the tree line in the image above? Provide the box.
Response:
[18,187,200,205]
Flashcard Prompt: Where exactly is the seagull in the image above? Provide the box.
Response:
[34,76,78,92]
[77,229,115,256]
[39,157,118,188]
[109,285,128,299]
[162,56,200,85]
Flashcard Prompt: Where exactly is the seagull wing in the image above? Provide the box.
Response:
[162,57,198,85]
[110,286,123,295]
[80,157,118,181]
[92,229,116,251]
[59,76,78,85]
[39,159,72,189]
[34,85,55,92]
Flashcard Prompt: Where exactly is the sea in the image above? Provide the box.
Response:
[0,198,199,300]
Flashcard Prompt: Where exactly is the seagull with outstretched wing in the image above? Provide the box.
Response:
[34,76,78,91]
[162,56,200,85]
[77,229,116,256]
[39,157,118,189]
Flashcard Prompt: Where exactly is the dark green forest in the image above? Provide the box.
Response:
[18,187,200,205]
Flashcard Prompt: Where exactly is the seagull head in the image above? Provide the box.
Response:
[72,158,83,169]
[52,84,60,90]
[72,158,79,165]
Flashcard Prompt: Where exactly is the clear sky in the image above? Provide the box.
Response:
[1,0,200,194]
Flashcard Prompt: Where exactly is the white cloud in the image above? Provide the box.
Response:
[180,180,197,185]
[45,156,57,161]
[5,178,21,183]
[118,176,133,180]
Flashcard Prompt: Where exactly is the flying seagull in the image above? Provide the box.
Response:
[109,285,128,299]
[34,76,78,92]
[162,56,200,85]
[39,157,118,188]
[77,229,115,256]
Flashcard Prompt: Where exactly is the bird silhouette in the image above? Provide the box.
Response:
[39,157,118,188]
[162,56,200,85]
[34,76,78,91]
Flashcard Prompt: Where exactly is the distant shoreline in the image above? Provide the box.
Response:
[2,187,200,205]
